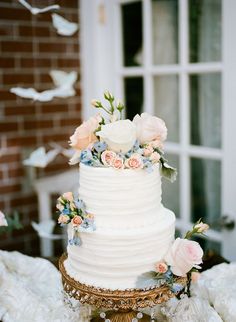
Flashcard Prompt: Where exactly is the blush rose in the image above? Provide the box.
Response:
[133,113,167,144]
[69,114,101,150]
[165,238,203,277]
[125,154,143,169]
[101,150,117,167]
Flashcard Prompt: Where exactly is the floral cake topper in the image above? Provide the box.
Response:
[69,91,177,182]
[56,192,96,246]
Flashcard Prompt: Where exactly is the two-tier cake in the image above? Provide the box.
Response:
[57,92,205,292]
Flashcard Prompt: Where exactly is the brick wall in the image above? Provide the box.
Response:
[0,0,81,255]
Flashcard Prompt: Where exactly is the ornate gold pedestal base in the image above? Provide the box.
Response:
[59,253,186,321]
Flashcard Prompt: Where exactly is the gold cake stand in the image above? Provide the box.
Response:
[59,253,186,322]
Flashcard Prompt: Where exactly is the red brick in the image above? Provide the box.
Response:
[8,167,24,179]
[0,7,31,21]
[60,118,80,127]
[7,136,37,147]
[56,58,79,68]
[10,194,37,208]
[20,58,51,68]
[38,42,68,53]
[2,41,33,53]
[0,153,20,164]
[40,103,69,114]
[3,73,35,85]
[4,105,36,116]
[0,57,15,68]
[0,90,17,101]
[38,73,53,83]
[23,119,53,130]
[42,133,68,143]
[0,25,14,36]
[0,121,19,133]
[18,25,50,37]
[0,183,21,194]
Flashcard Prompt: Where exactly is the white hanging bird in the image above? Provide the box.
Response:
[52,13,79,36]
[32,220,63,240]
[18,0,60,15]
[49,142,75,159]
[10,70,78,102]
[23,147,59,168]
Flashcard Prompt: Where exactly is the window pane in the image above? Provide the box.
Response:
[124,77,144,120]
[190,73,221,148]
[121,1,143,67]
[191,158,221,231]
[189,0,222,63]
[162,154,180,218]
[154,75,179,142]
[152,0,178,65]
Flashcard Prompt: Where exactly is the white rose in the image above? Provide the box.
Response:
[96,120,136,153]
[133,112,167,144]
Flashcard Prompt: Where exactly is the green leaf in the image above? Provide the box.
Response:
[160,162,177,182]
[136,271,165,289]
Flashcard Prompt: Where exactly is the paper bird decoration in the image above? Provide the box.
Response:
[18,0,60,15]
[32,220,63,240]
[49,142,74,159]
[52,13,79,36]
[23,147,59,168]
[10,70,77,102]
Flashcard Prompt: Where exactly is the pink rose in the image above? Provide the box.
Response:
[69,114,101,150]
[143,145,154,157]
[58,214,70,224]
[150,151,161,163]
[0,211,8,227]
[72,215,83,226]
[101,150,117,166]
[165,238,203,277]
[155,262,168,274]
[112,156,124,170]
[63,192,74,202]
[133,113,167,144]
[150,139,164,150]
[125,154,143,169]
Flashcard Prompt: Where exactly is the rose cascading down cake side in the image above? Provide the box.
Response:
[57,91,207,292]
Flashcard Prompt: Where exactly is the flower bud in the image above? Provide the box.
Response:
[104,91,114,101]
[91,99,101,108]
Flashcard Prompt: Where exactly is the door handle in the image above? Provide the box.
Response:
[218,215,235,231]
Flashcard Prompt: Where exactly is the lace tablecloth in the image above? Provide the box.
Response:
[0,250,235,322]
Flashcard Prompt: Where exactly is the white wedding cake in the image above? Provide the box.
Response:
[64,163,175,289]
[57,92,205,292]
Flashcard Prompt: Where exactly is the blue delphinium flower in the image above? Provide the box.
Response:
[132,140,140,151]
[74,199,86,211]
[143,159,153,173]
[93,141,107,153]
[80,149,93,166]
[164,268,173,280]
[62,208,70,215]
[69,230,82,246]
[171,283,184,294]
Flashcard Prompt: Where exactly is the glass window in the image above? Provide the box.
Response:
[189,0,222,63]
[121,1,143,67]
[124,77,144,120]
[190,73,221,148]
[154,75,179,142]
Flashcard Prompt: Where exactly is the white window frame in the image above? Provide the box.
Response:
[80,0,236,260]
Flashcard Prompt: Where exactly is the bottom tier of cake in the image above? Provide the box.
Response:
[64,207,175,290]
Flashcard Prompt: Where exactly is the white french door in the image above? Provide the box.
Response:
[80,0,236,260]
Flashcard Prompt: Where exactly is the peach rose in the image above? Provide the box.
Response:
[155,262,168,274]
[0,211,8,227]
[125,154,143,169]
[150,151,161,163]
[150,139,164,150]
[112,157,124,169]
[133,113,167,144]
[56,203,64,212]
[72,215,83,226]
[165,238,203,277]
[143,145,154,157]
[58,214,70,224]
[63,192,74,202]
[69,114,101,150]
[101,150,117,166]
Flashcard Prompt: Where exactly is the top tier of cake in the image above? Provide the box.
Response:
[79,163,162,229]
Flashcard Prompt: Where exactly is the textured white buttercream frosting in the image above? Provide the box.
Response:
[65,163,176,290]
